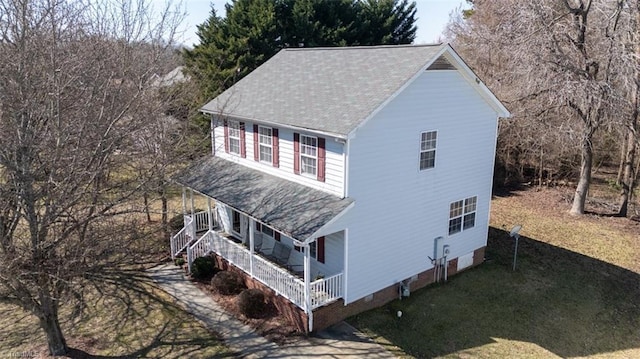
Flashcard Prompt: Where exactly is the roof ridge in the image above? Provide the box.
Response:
[283,43,444,51]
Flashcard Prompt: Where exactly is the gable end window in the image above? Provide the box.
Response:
[449,196,477,235]
[419,130,437,170]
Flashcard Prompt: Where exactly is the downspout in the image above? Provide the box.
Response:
[343,137,351,198]
[343,228,349,306]
[211,114,216,156]
[304,243,313,332]
[342,137,351,306]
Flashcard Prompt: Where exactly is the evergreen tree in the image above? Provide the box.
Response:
[184,0,418,100]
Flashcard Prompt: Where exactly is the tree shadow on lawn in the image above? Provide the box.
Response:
[350,227,640,358]
[2,268,235,358]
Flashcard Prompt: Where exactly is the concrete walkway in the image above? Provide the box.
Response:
[148,263,396,358]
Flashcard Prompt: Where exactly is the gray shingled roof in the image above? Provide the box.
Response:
[173,157,353,241]
[201,44,445,136]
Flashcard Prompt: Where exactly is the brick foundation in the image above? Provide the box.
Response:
[210,246,486,333]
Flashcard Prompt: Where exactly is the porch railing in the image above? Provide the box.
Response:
[192,211,211,232]
[172,211,216,260]
[310,272,343,309]
[187,231,212,273]
[186,229,343,309]
[170,215,194,259]
[253,253,305,307]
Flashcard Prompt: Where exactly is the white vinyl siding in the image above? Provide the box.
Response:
[258,126,273,163]
[213,123,344,196]
[343,70,499,304]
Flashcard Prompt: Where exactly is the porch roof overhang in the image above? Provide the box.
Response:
[173,156,353,241]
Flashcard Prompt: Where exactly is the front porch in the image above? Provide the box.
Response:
[171,208,343,312]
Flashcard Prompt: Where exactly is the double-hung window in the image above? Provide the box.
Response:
[300,135,317,176]
[420,131,437,170]
[449,196,477,235]
[258,126,273,163]
[228,121,241,154]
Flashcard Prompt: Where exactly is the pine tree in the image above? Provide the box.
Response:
[184,0,418,100]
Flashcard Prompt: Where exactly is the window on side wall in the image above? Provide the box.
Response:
[300,134,317,176]
[228,120,241,154]
[419,130,437,170]
[448,196,477,235]
[258,126,273,163]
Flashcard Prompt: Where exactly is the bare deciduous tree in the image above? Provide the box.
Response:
[0,0,183,355]
[448,0,636,215]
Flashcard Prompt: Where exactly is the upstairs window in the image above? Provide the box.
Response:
[228,120,241,155]
[258,126,273,163]
[253,125,279,167]
[419,131,437,170]
[449,196,477,235]
[300,135,318,176]
[294,133,325,181]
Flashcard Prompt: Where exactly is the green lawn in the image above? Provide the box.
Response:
[350,188,640,358]
[0,276,234,358]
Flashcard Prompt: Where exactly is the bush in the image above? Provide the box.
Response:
[211,270,246,295]
[238,288,266,318]
[191,256,216,280]
[175,257,185,267]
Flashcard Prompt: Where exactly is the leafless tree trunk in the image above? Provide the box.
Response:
[0,0,183,355]
[617,0,640,217]
[448,0,630,215]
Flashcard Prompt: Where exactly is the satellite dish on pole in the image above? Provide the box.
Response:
[509,225,522,238]
[509,225,522,271]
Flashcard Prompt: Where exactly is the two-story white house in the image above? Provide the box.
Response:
[170,43,510,332]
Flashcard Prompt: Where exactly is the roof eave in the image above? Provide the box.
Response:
[346,44,449,139]
[200,108,349,140]
[443,44,511,118]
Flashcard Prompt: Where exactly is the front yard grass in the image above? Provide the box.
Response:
[350,187,640,358]
[0,272,234,357]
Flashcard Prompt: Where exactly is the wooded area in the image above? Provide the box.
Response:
[446,0,639,216]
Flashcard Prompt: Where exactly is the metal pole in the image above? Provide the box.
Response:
[513,235,519,271]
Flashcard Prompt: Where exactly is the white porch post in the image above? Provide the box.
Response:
[190,189,195,215]
[304,243,313,332]
[182,187,187,226]
[249,218,255,277]
[207,197,213,231]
